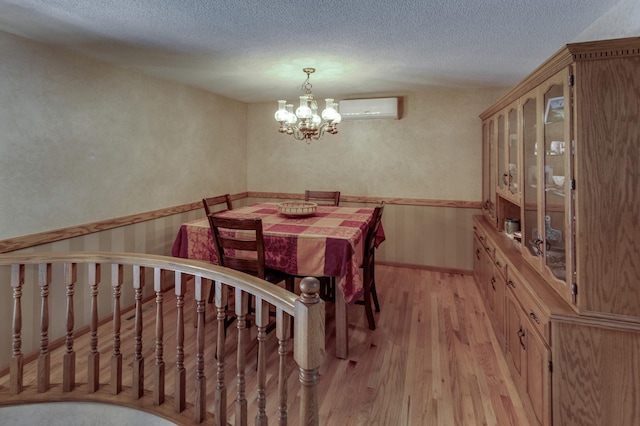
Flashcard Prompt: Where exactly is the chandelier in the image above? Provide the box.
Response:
[274,68,341,142]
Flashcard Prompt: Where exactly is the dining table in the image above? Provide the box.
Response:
[171,201,385,359]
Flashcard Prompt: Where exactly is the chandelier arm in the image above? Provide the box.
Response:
[290,126,306,141]
[311,124,328,140]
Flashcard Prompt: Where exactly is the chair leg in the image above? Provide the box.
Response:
[285,276,295,293]
[318,277,335,301]
[371,264,380,312]
[329,277,336,301]
[371,281,380,312]
[363,284,376,330]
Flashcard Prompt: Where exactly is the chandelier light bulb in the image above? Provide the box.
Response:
[286,104,297,125]
[296,95,312,119]
[322,98,337,122]
[274,100,289,122]
[332,102,342,124]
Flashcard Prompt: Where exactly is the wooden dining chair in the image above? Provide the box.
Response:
[208,215,294,329]
[202,193,233,216]
[304,190,341,206]
[202,194,233,304]
[356,201,385,330]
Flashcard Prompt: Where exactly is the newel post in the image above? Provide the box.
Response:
[294,277,325,426]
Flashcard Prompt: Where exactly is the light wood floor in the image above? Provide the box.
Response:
[1,265,531,426]
[317,265,530,426]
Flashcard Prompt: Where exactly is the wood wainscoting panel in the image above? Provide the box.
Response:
[375,203,480,273]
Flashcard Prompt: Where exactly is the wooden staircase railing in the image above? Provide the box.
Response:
[0,252,325,425]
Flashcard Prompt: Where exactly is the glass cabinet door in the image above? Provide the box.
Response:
[482,119,497,222]
[507,106,519,196]
[489,119,496,217]
[541,73,571,294]
[521,92,540,263]
[497,113,506,192]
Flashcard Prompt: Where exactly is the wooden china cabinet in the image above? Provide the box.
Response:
[474,37,640,426]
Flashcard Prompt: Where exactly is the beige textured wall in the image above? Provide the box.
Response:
[246,88,506,273]
[0,31,247,240]
[246,88,505,200]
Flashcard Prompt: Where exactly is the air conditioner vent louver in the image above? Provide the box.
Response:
[338,97,399,120]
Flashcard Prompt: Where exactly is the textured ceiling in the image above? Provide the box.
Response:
[0,0,626,103]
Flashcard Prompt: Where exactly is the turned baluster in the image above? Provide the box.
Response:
[38,263,51,393]
[174,271,186,412]
[277,308,291,425]
[132,265,145,399]
[10,264,25,395]
[255,296,269,426]
[194,275,207,423]
[153,267,165,405]
[88,263,101,392]
[63,263,77,392]
[215,280,228,426]
[235,287,249,426]
[295,277,325,426]
[111,264,123,395]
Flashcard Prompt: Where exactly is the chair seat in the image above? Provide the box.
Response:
[259,268,295,292]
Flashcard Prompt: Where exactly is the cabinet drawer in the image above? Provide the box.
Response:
[506,273,549,343]
[474,228,494,259]
[494,249,508,278]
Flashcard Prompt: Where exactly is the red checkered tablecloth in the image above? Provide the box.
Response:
[171,202,385,304]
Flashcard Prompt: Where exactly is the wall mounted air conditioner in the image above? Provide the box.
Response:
[338,97,399,120]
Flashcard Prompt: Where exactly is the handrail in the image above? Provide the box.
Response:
[0,251,324,425]
[0,251,297,315]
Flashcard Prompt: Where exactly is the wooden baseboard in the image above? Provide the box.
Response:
[377,260,472,276]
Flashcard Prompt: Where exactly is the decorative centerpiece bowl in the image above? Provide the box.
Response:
[277,201,317,217]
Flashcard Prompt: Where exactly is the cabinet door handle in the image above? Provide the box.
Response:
[529,311,541,324]
[491,277,496,291]
[518,327,526,350]
[496,260,503,268]
[476,249,480,260]
[507,280,516,289]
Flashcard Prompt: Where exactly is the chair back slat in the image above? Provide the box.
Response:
[202,194,233,216]
[365,202,385,256]
[304,190,340,206]
[209,216,266,279]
